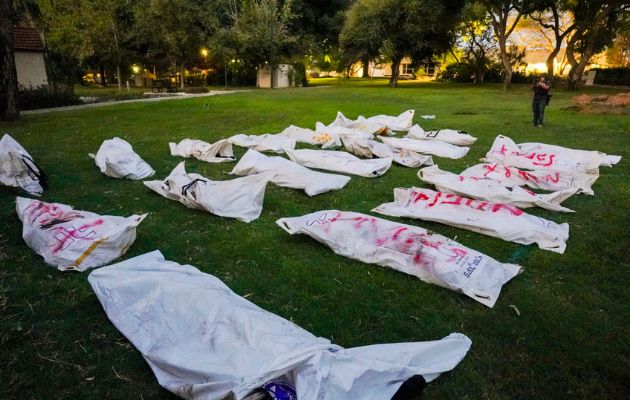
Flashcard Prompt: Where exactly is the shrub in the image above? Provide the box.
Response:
[438,63,474,82]
[592,68,630,86]
[290,62,308,87]
[18,85,81,110]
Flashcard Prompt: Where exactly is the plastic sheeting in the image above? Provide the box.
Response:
[0,134,46,196]
[169,139,235,163]
[286,149,393,177]
[405,125,477,146]
[379,136,470,160]
[144,162,270,223]
[276,125,340,149]
[460,163,599,195]
[277,210,522,307]
[418,165,577,212]
[16,197,145,271]
[331,112,391,135]
[341,135,433,168]
[373,188,570,254]
[89,250,472,400]
[229,134,296,154]
[315,121,374,142]
[231,149,350,196]
[484,135,622,172]
[91,137,155,180]
[332,110,415,133]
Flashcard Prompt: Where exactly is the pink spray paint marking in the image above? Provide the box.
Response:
[49,219,104,253]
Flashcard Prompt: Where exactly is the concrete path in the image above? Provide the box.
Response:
[22,90,250,115]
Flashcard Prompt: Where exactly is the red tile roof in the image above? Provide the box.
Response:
[12,26,45,52]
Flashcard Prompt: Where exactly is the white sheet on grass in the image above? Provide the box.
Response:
[286,149,392,177]
[405,125,477,146]
[418,165,577,212]
[315,121,374,141]
[229,134,296,154]
[341,135,433,168]
[276,125,340,148]
[373,187,570,254]
[169,139,235,163]
[144,162,270,223]
[89,250,472,400]
[484,135,622,172]
[331,112,391,135]
[460,163,599,195]
[231,149,350,196]
[379,136,470,160]
[16,196,145,271]
[277,210,521,307]
[0,134,45,196]
[91,137,155,180]
[334,110,415,133]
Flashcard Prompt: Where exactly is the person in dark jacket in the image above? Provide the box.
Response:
[531,75,550,127]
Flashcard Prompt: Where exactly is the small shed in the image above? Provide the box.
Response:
[257,64,295,88]
[12,26,48,88]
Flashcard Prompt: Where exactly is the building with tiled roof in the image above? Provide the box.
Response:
[12,26,48,87]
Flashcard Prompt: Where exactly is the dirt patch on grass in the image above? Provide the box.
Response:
[569,92,630,114]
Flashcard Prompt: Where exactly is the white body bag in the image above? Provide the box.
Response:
[286,149,392,177]
[331,112,392,135]
[419,165,577,212]
[144,162,270,223]
[91,137,155,180]
[169,138,235,163]
[16,197,145,271]
[405,125,477,146]
[89,251,472,400]
[341,135,433,168]
[277,210,522,307]
[373,188,569,253]
[0,134,46,196]
[229,133,296,154]
[231,149,350,196]
[379,136,470,160]
[277,125,340,148]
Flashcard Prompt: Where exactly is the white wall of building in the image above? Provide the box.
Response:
[14,51,48,88]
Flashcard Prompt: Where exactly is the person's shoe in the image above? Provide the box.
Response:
[537,124,543,128]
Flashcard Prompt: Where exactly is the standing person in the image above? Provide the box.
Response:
[531,75,550,127]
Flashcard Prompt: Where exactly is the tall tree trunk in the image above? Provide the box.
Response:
[498,36,512,90]
[116,63,122,91]
[361,56,370,78]
[546,48,560,78]
[180,63,185,89]
[99,63,106,86]
[389,57,401,88]
[0,0,19,120]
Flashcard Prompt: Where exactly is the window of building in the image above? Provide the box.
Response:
[401,64,414,75]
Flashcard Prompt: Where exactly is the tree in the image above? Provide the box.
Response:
[340,0,465,88]
[0,0,19,120]
[565,0,629,90]
[457,2,498,84]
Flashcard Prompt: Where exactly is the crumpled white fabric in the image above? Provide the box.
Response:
[331,112,391,135]
[229,134,296,154]
[405,125,477,146]
[341,135,433,168]
[483,135,622,172]
[276,125,340,149]
[379,136,470,160]
[89,250,472,400]
[460,163,599,195]
[0,133,45,196]
[333,110,415,133]
[418,165,577,212]
[231,149,350,196]
[286,149,392,177]
[373,188,570,254]
[144,162,270,223]
[169,139,235,163]
[315,121,374,142]
[91,137,155,180]
[277,210,522,307]
[16,196,145,271]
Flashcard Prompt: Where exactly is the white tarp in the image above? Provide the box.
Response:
[0,133,46,196]
[405,125,477,146]
[89,250,472,400]
[276,125,340,148]
[484,135,622,172]
[286,149,392,177]
[331,112,391,135]
[144,162,270,223]
[373,188,570,254]
[169,139,235,163]
[341,135,433,168]
[460,163,599,195]
[16,197,145,271]
[379,136,470,160]
[277,210,522,307]
[229,134,296,154]
[315,121,374,142]
[418,165,577,212]
[231,149,350,196]
[91,137,155,180]
[332,110,415,133]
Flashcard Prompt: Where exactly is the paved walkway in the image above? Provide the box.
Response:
[22,90,250,115]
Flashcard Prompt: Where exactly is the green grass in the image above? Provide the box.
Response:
[1,82,629,399]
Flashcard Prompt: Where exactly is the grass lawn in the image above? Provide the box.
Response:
[1,80,629,399]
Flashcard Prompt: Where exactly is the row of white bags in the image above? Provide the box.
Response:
[89,250,472,400]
